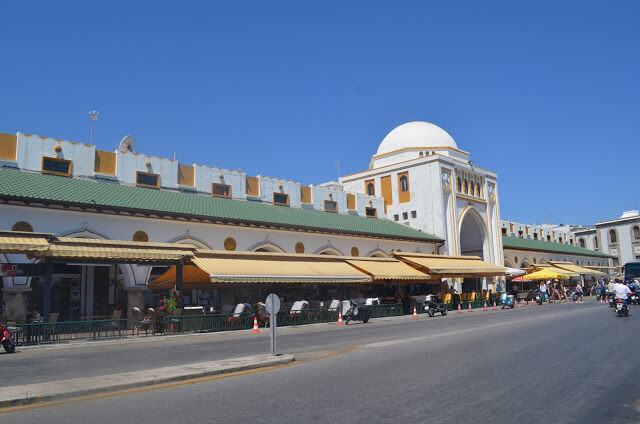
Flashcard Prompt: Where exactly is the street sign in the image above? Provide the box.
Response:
[0,263,47,277]
[265,293,281,315]
[265,293,280,356]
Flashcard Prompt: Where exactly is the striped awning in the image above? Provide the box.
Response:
[191,251,371,284]
[0,236,50,254]
[345,259,432,281]
[48,238,195,262]
[393,253,508,277]
[547,261,606,276]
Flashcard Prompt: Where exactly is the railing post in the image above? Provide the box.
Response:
[42,260,53,322]
[175,261,183,293]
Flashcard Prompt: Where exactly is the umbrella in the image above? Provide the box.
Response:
[522,269,570,281]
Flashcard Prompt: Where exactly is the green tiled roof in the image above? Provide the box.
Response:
[0,169,441,243]
[502,236,613,258]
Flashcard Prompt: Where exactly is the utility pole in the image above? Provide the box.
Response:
[89,110,99,144]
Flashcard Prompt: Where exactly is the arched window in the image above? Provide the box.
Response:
[399,175,408,192]
[579,238,585,248]
[609,229,617,244]
[633,226,640,241]
[366,182,375,196]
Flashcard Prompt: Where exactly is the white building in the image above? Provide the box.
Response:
[573,210,640,267]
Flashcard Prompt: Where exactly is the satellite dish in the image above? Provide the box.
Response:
[118,135,135,154]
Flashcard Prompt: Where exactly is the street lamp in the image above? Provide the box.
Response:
[89,110,99,144]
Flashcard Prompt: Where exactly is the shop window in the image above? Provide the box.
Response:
[42,157,72,176]
[136,171,160,188]
[365,207,377,218]
[324,200,338,213]
[212,183,231,198]
[273,192,289,206]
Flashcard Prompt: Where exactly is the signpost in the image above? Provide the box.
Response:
[265,293,281,356]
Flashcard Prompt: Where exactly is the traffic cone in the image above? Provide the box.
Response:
[492,301,497,310]
[252,317,260,333]
[337,311,344,325]
[412,306,418,319]
[484,302,488,311]
[457,304,462,313]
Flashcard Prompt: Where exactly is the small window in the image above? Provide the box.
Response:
[42,157,72,176]
[366,181,375,196]
[136,171,160,188]
[393,214,399,221]
[365,207,377,218]
[402,212,408,220]
[212,183,231,198]
[273,192,289,206]
[399,175,409,192]
[324,200,338,213]
[411,210,417,218]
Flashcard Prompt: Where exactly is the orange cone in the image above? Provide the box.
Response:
[252,317,259,333]
[484,302,488,311]
[468,302,473,312]
[412,306,418,319]
[337,311,344,325]
[457,304,462,313]
[492,301,497,310]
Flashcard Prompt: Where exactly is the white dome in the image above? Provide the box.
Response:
[376,121,457,155]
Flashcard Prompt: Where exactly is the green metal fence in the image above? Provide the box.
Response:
[10,303,405,346]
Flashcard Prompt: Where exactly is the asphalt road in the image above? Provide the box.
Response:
[5,300,640,424]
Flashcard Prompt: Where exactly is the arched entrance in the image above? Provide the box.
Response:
[458,208,488,293]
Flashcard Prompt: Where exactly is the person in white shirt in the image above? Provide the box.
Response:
[614,281,632,307]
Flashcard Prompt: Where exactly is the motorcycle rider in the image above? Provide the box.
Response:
[613,280,631,313]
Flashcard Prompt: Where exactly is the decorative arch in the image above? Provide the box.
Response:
[366,248,389,258]
[249,240,287,253]
[314,244,344,256]
[457,205,489,261]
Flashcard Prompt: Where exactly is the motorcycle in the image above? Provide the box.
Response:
[615,299,630,317]
[500,293,515,309]
[343,301,370,324]
[425,295,448,317]
[0,324,16,353]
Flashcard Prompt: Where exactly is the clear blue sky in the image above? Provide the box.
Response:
[1,1,638,226]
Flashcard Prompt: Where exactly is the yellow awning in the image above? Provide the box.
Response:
[548,261,606,276]
[148,264,211,290]
[0,236,49,253]
[393,253,508,277]
[534,263,580,277]
[345,259,431,281]
[191,251,371,284]
[48,238,195,261]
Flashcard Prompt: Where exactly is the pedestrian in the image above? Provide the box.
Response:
[575,281,584,303]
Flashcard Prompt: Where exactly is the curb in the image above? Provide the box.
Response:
[0,353,294,409]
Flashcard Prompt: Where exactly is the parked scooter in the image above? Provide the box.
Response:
[615,299,630,317]
[343,300,370,324]
[0,324,16,353]
[500,293,515,309]
[425,295,448,317]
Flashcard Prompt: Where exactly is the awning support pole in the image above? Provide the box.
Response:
[175,261,183,293]
[43,260,53,321]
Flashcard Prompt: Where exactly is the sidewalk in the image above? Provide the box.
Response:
[0,353,295,409]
